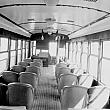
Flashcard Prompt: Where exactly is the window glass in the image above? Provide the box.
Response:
[73,42,77,52]
[101,59,110,87]
[72,52,76,65]
[18,50,21,63]
[10,51,16,67]
[77,42,81,51]
[0,60,7,74]
[89,56,98,78]
[23,41,25,48]
[49,42,57,57]
[36,49,40,55]
[83,42,88,53]
[26,41,29,49]
[11,40,16,50]
[91,42,99,55]
[33,47,36,55]
[0,38,8,51]
[103,41,110,58]
[22,49,25,60]
[41,50,48,52]
[66,43,68,58]
[26,49,28,58]
[18,40,21,49]
[33,41,36,46]
[0,52,8,73]
[76,52,81,66]
[81,54,87,71]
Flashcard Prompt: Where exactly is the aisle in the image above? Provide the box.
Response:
[31,65,61,110]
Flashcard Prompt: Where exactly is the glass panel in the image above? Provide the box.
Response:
[81,54,87,71]
[23,41,25,48]
[103,41,110,58]
[11,40,16,50]
[0,52,8,73]
[83,42,88,53]
[33,41,36,46]
[22,49,25,60]
[41,50,48,52]
[49,42,57,57]
[18,40,21,49]
[0,52,8,59]
[101,59,110,87]
[0,38,8,51]
[72,51,76,64]
[89,56,98,78]
[18,50,21,63]
[36,49,40,55]
[91,42,99,55]
[77,42,81,51]
[59,48,65,57]
[73,42,77,52]
[33,47,36,55]
[0,60,7,74]
[10,51,16,67]
[66,43,68,58]
[76,52,81,66]
[26,49,28,58]
[26,41,29,49]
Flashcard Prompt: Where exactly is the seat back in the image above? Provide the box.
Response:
[58,74,78,94]
[19,72,38,89]
[11,65,25,73]
[26,66,41,75]
[30,62,42,67]
[18,61,30,67]
[2,71,18,83]
[61,85,88,110]
[23,58,32,63]
[78,74,93,88]
[33,59,42,63]
[87,86,110,109]
[0,83,7,105]
[7,82,34,109]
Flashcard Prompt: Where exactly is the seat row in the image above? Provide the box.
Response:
[0,83,34,109]
[55,62,110,109]
[0,58,43,109]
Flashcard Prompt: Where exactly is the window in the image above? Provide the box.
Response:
[83,42,88,53]
[18,40,21,49]
[18,50,21,63]
[101,59,110,87]
[0,53,8,73]
[66,43,69,58]
[81,54,87,71]
[0,38,8,52]
[89,56,98,77]
[76,52,81,66]
[11,40,16,50]
[10,51,16,67]
[49,42,57,57]
[41,50,48,52]
[36,49,40,55]
[91,42,99,55]
[77,42,81,52]
[103,41,110,58]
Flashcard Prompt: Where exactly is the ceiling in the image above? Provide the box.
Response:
[0,0,110,39]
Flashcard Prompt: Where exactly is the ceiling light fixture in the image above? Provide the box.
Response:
[44,0,59,6]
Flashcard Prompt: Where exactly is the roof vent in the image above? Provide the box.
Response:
[45,18,56,22]
[83,0,98,2]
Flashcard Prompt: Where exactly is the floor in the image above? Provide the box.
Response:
[31,65,61,110]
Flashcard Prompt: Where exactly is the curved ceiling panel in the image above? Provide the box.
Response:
[0,0,110,38]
